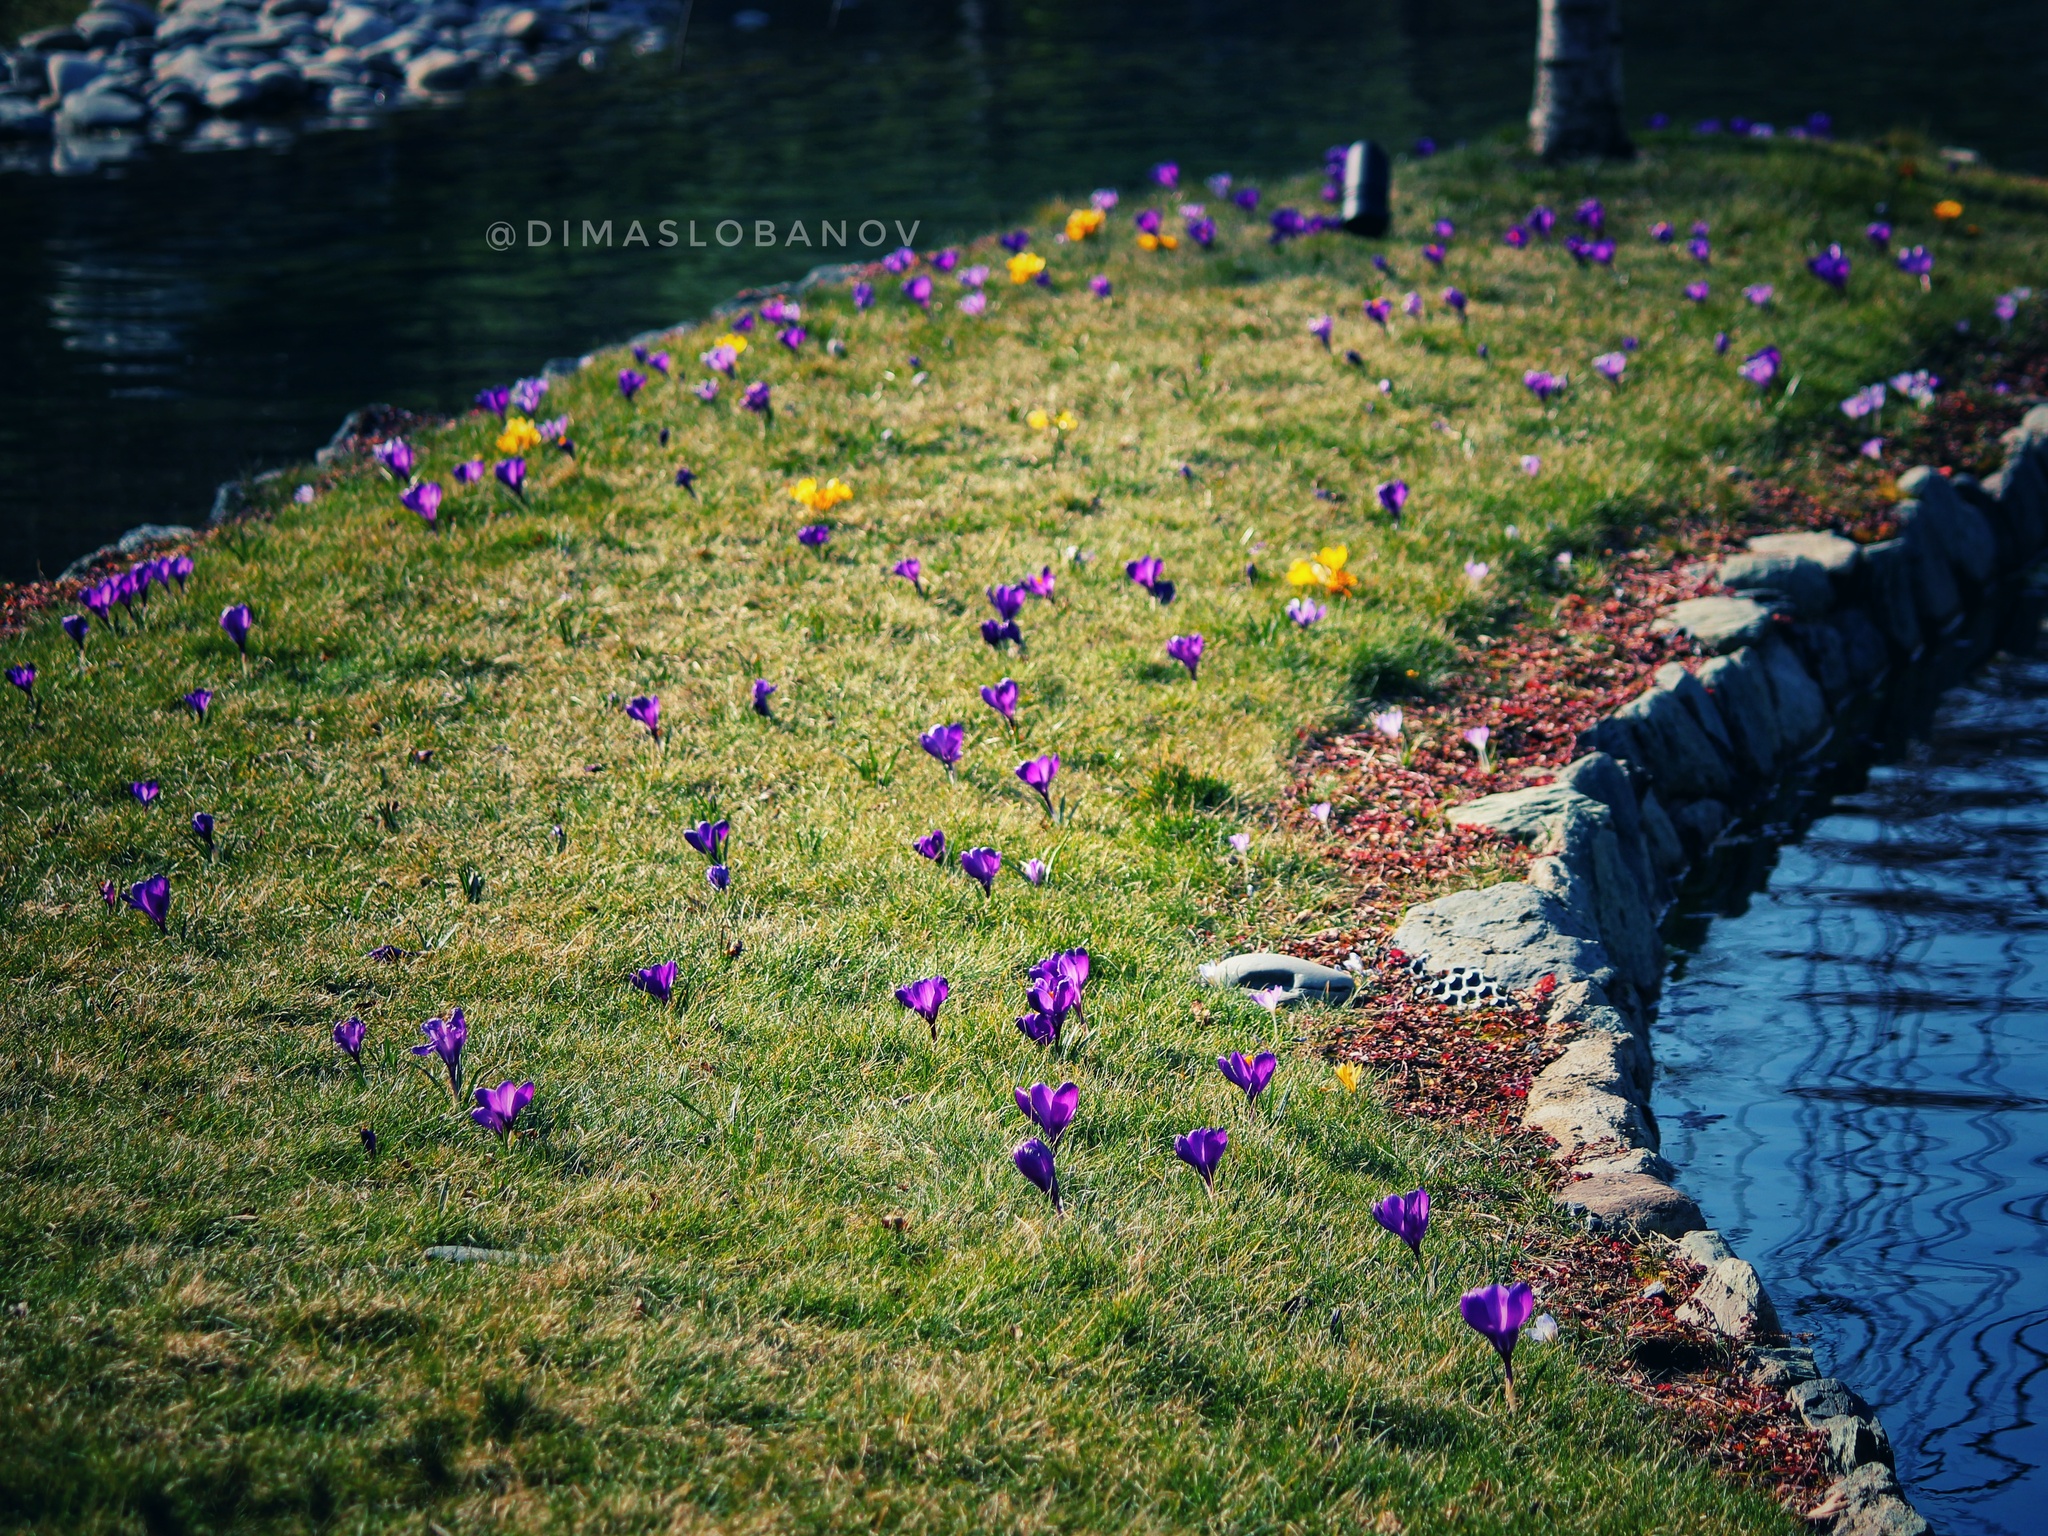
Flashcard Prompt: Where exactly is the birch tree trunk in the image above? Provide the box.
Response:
[1529,0,1632,160]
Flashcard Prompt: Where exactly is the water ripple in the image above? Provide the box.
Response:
[1656,650,2048,1536]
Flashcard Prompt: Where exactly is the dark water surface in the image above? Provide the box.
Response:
[1,0,2047,580]
[1658,648,2048,1536]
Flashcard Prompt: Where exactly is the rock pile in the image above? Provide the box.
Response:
[1390,407,2048,1534]
[1,0,673,167]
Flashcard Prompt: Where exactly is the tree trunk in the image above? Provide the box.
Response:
[1529,0,1632,161]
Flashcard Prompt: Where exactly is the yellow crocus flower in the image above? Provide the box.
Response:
[1054,410,1077,431]
[1333,1063,1361,1093]
[717,331,750,355]
[1286,560,1320,588]
[1026,408,1050,430]
[1008,253,1048,284]
[496,416,542,454]
[1933,199,1963,221]
[789,477,821,508]
[1064,208,1105,241]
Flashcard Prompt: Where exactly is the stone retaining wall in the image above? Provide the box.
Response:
[1390,406,2048,1536]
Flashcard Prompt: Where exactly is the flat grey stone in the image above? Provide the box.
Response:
[60,85,146,127]
[1746,530,1860,582]
[117,521,196,553]
[1675,1255,1782,1340]
[1758,637,1828,751]
[1696,647,1779,779]
[1985,452,2048,552]
[1788,619,1852,704]
[329,6,394,46]
[1652,664,1735,755]
[0,98,53,136]
[1894,504,1962,623]
[1573,1147,1676,1181]
[1195,951,1356,1008]
[1855,539,1923,656]
[1790,1375,1868,1424]
[1556,1169,1703,1237]
[1899,466,1997,584]
[1520,798,1662,999]
[1678,1229,1734,1266]
[1445,782,1589,840]
[404,45,476,89]
[1748,1344,1819,1388]
[1528,1030,1650,1108]
[1653,594,1779,653]
[47,51,105,94]
[1526,1086,1659,1159]
[1819,1415,1895,1474]
[1719,550,1832,617]
[1391,881,1615,996]
[1833,606,1890,687]
[1558,751,1661,905]
[1827,1464,1932,1536]
[1611,681,1737,800]
[1638,789,1686,879]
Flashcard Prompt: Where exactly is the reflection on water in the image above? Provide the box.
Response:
[1658,649,2048,1536]
[1,0,2046,580]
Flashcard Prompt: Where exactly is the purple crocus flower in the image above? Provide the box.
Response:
[1589,240,1616,266]
[453,459,484,485]
[1403,290,1424,317]
[895,975,950,1036]
[219,604,253,654]
[852,281,875,310]
[987,584,1026,621]
[1866,221,1893,250]
[707,864,731,891]
[1714,331,1731,354]
[1090,275,1113,299]
[914,828,946,863]
[903,275,934,308]
[412,1008,467,1091]
[1166,633,1204,680]
[63,614,89,652]
[1186,216,1216,247]
[675,465,698,496]
[1016,1080,1079,1146]
[893,557,923,592]
[476,386,510,416]
[618,369,647,401]
[631,962,677,1003]
[779,325,807,351]
[1460,1281,1537,1406]
[1363,298,1392,329]
[1422,243,1445,269]
[1897,246,1933,281]
[496,458,527,497]
[1024,567,1056,600]
[1022,858,1048,885]
[648,351,672,376]
[625,694,660,739]
[1593,351,1626,381]
[400,481,443,526]
[123,873,169,931]
[191,812,214,851]
[169,553,193,589]
[1372,1186,1430,1256]
[7,664,33,700]
[742,382,773,417]
[1575,197,1605,232]
[130,780,159,805]
[1444,288,1467,317]
[752,679,776,716]
[1015,754,1059,813]
[1134,209,1163,236]
[980,677,1019,725]
[1233,186,1260,212]
[982,619,1022,650]
[1175,1126,1228,1193]
[684,820,730,861]
[512,377,549,413]
[1528,205,1555,239]
[1683,280,1711,303]
[1126,555,1164,592]
[920,723,965,772]
[1808,244,1851,290]
[471,1080,534,1138]
[1650,220,1674,243]
[1523,369,1565,402]
[1012,1138,1060,1210]
[1377,479,1409,520]
[1738,345,1782,389]
[1308,314,1334,349]
[333,1016,366,1061]
[1286,597,1325,628]
[1001,230,1031,253]
[884,247,917,275]
[960,846,1002,894]
[798,524,832,549]
[1502,225,1530,249]
[1218,1050,1277,1108]
[1153,160,1179,188]
[1743,283,1775,307]
[373,438,416,481]
[701,346,738,378]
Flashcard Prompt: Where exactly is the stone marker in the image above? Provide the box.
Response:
[1194,951,1356,1007]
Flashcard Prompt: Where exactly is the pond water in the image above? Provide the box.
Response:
[1,0,2047,581]
[1657,642,2048,1536]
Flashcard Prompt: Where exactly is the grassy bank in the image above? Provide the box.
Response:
[3,131,2045,1534]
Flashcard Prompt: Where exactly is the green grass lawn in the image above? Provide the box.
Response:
[3,131,2044,1534]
